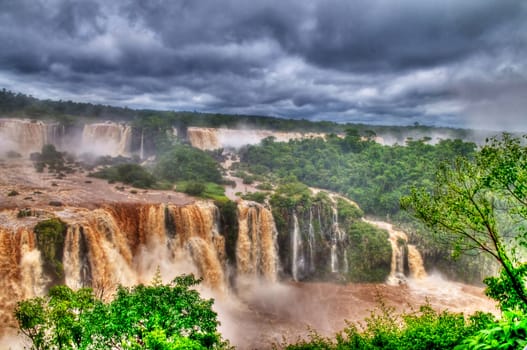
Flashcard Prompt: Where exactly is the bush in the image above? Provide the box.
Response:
[6,150,21,158]
[456,310,526,350]
[284,301,493,350]
[15,275,228,349]
[17,208,33,218]
[184,181,206,196]
[241,191,267,203]
[7,190,19,196]
[155,145,222,184]
[256,182,273,191]
[90,163,156,188]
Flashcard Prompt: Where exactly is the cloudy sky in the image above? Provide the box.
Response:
[1,0,526,130]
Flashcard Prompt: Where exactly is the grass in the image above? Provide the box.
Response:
[175,181,228,201]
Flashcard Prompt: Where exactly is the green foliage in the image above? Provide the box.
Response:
[34,218,67,284]
[183,181,206,196]
[175,181,228,201]
[241,191,267,203]
[31,144,68,174]
[347,221,391,282]
[401,134,527,310]
[240,136,475,217]
[270,181,312,211]
[15,286,98,350]
[283,301,494,350]
[15,275,227,349]
[336,198,363,225]
[90,163,156,188]
[484,265,527,313]
[155,145,222,184]
[256,182,274,191]
[456,310,527,350]
[215,199,239,266]
[7,189,19,196]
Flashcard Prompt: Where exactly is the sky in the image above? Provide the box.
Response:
[1,0,526,130]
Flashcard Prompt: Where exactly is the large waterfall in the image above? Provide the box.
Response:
[81,122,132,156]
[0,201,231,327]
[0,119,61,156]
[0,118,135,158]
[236,201,279,282]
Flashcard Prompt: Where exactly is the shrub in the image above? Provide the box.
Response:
[241,191,267,203]
[7,190,19,196]
[155,145,222,184]
[284,301,493,350]
[90,163,156,189]
[15,275,227,349]
[183,181,206,196]
[6,150,21,158]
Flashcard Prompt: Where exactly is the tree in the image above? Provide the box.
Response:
[15,275,226,349]
[401,134,527,311]
[155,145,222,184]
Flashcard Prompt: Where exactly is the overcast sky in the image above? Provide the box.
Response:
[1,0,526,130]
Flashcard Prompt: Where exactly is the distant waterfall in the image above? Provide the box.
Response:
[291,212,301,281]
[81,122,132,156]
[139,129,145,159]
[0,119,58,156]
[330,208,345,273]
[308,208,315,273]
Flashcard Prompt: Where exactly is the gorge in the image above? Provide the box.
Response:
[0,117,498,348]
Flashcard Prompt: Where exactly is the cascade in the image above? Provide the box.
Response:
[187,127,328,150]
[291,212,304,281]
[187,127,221,150]
[236,201,279,282]
[330,208,345,273]
[0,119,57,156]
[408,244,427,279]
[139,129,145,159]
[81,122,132,156]
[308,208,315,273]
[0,226,46,328]
[363,219,427,284]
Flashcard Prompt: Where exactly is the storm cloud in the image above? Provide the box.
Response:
[1,0,526,130]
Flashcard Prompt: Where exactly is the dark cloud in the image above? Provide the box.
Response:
[0,0,526,130]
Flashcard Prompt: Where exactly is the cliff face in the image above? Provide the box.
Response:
[0,199,283,330]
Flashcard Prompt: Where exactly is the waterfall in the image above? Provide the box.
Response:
[291,212,301,281]
[330,208,344,273]
[81,122,132,156]
[0,227,45,328]
[236,201,279,282]
[308,208,315,273]
[363,219,427,284]
[0,119,53,156]
[139,129,145,159]
[187,127,221,150]
[408,245,427,279]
